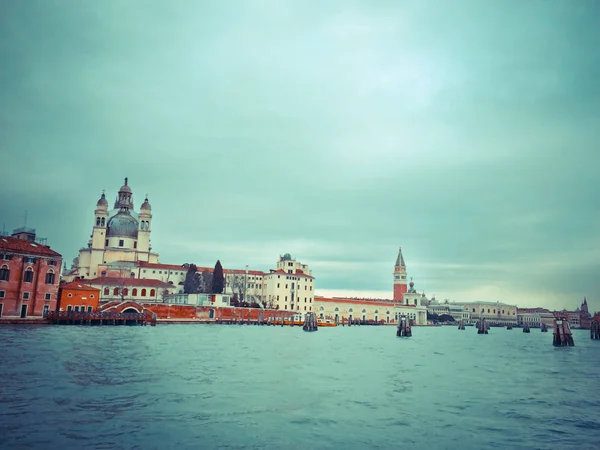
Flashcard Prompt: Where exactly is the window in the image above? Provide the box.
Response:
[0,265,9,281]
[74,306,80,312]
[67,305,72,312]
[90,294,94,299]
[130,272,135,278]
[104,287,109,295]
[119,240,124,247]
[105,240,109,247]
[123,288,128,296]
[23,292,30,300]
[0,290,4,298]
[113,288,119,295]
[277,283,280,288]
[49,260,57,266]
[88,306,93,312]
[141,289,147,296]
[67,293,72,297]
[132,288,137,296]
[96,217,101,226]
[25,257,36,263]
[24,268,34,283]
[45,293,51,300]
[134,242,137,249]
[150,289,155,296]
[1,253,13,260]
[45,270,55,284]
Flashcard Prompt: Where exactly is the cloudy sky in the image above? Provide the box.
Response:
[1,1,598,311]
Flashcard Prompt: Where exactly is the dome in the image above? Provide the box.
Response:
[96,193,108,208]
[409,281,414,288]
[107,210,138,238]
[282,253,292,261]
[119,177,132,193]
[140,197,151,210]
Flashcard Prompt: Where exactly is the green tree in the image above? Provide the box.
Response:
[212,260,224,294]
[183,264,200,294]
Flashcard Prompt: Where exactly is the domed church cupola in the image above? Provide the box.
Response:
[96,192,108,210]
[114,177,134,211]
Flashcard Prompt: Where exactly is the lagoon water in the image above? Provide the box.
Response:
[1,325,599,449]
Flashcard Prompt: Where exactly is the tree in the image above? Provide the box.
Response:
[212,260,224,294]
[198,271,213,294]
[225,272,245,301]
[183,264,200,294]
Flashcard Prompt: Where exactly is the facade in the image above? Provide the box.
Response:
[0,228,62,318]
[315,297,427,325]
[517,307,555,328]
[84,277,176,303]
[428,301,471,322]
[553,299,592,329]
[457,301,518,326]
[65,178,159,281]
[58,282,101,312]
[264,254,314,313]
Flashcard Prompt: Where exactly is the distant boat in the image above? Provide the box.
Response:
[506,325,513,330]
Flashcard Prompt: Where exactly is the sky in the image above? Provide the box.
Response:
[1,1,599,312]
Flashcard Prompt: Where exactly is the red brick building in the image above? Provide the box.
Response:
[0,228,62,318]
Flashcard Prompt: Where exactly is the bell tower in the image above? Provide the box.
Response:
[393,246,408,302]
[137,196,152,258]
[91,192,108,249]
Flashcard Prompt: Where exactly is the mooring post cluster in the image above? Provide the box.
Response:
[457,319,465,330]
[396,316,412,337]
[590,320,600,340]
[523,322,530,333]
[477,317,489,334]
[553,318,575,346]
[303,312,318,332]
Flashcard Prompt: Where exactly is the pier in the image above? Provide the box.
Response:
[46,310,156,326]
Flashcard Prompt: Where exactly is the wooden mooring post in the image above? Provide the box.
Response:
[477,318,488,334]
[523,323,530,333]
[303,312,318,332]
[457,320,465,330]
[553,318,574,346]
[541,323,548,332]
[396,316,412,337]
[590,321,600,340]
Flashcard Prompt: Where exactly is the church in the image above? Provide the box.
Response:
[64,178,159,281]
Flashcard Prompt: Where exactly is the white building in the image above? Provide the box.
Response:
[264,254,314,315]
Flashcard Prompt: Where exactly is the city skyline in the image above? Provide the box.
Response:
[1,1,599,312]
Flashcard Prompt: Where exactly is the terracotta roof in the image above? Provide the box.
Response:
[314,296,403,307]
[60,281,99,292]
[195,266,266,276]
[267,269,313,279]
[85,277,173,288]
[137,261,187,271]
[0,236,62,258]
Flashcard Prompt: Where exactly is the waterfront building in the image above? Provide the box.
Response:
[58,281,100,312]
[427,301,471,322]
[0,227,62,318]
[83,277,176,303]
[517,307,554,328]
[264,254,314,312]
[456,301,518,326]
[314,296,427,325]
[64,178,159,281]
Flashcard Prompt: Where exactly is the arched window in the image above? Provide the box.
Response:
[45,269,56,284]
[374,310,379,314]
[472,308,475,312]
[104,287,109,295]
[386,310,390,315]
[101,218,105,226]
[96,217,100,226]
[24,267,34,283]
[113,287,119,295]
[362,309,366,313]
[0,264,10,281]
[334,307,339,312]
[132,288,138,296]
[150,289,156,297]
[141,288,147,296]
[101,271,107,277]
[319,306,324,311]
[349,308,353,313]
[130,272,135,278]
[122,288,128,296]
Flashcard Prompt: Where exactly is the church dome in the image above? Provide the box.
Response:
[140,197,151,210]
[107,210,138,238]
[96,193,108,208]
[119,177,132,194]
[282,253,292,261]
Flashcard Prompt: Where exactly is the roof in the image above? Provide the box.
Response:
[315,296,403,307]
[267,268,313,279]
[195,266,266,276]
[85,277,173,288]
[395,246,406,267]
[0,235,62,258]
[138,261,187,271]
[61,281,100,292]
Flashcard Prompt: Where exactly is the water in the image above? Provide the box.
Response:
[1,325,599,449]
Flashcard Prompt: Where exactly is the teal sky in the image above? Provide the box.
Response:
[1,1,599,312]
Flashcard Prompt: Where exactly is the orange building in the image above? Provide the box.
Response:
[58,281,101,313]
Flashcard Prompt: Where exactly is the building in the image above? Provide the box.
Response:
[553,299,592,329]
[0,228,62,318]
[517,307,555,328]
[64,178,159,281]
[457,301,518,326]
[427,301,471,322]
[264,254,314,313]
[58,281,101,312]
[393,247,408,302]
[84,277,176,303]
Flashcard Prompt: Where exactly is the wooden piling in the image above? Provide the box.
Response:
[523,323,530,333]
[303,312,318,332]
[457,320,465,330]
[553,318,574,346]
[590,320,600,340]
[541,323,548,332]
[477,318,488,334]
[396,316,412,337]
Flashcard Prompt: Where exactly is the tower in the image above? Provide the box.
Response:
[137,196,152,257]
[393,246,407,302]
[114,177,134,211]
[91,192,108,249]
